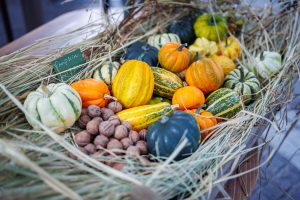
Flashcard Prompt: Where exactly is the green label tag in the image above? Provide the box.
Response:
[52,49,85,82]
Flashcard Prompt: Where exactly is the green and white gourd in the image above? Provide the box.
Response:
[147,33,181,49]
[24,83,82,133]
[224,67,260,105]
[93,61,120,85]
[252,51,282,79]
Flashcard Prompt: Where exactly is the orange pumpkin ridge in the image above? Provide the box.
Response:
[172,86,205,110]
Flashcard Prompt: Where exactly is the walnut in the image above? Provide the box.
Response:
[99,121,115,137]
[122,121,132,131]
[87,105,101,118]
[107,101,122,113]
[86,117,103,135]
[108,115,120,126]
[139,129,147,141]
[126,146,140,156]
[136,141,148,155]
[114,125,128,140]
[120,137,133,149]
[94,134,109,148]
[77,115,91,129]
[84,143,96,154]
[74,130,91,146]
[101,108,114,120]
[129,130,140,144]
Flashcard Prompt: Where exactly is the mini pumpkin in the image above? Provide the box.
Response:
[188,37,218,59]
[167,17,196,45]
[194,13,228,42]
[158,42,190,73]
[185,57,224,94]
[217,36,242,60]
[92,61,120,85]
[71,78,111,108]
[211,55,236,76]
[172,86,205,110]
[147,33,181,49]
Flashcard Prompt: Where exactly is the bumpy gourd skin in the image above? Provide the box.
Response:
[217,37,242,60]
[158,42,190,73]
[194,13,228,42]
[112,60,154,108]
[147,111,200,160]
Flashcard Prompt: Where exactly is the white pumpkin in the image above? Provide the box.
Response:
[93,61,120,85]
[252,51,282,79]
[147,33,181,49]
[24,83,82,133]
[188,37,218,57]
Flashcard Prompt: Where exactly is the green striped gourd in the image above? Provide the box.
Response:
[224,67,260,105]
[93,61,120,85]
[147,33,181,49]
[24,83,82,133]
[206,88,241,118]
[151,67,183,99]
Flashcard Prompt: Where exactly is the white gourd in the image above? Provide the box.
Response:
[147,33,181,49]
[93,61,120,85]
[24,83,82,133]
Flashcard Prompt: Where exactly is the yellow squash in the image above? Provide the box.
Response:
[116,102,173,131]
[217,36,242,60]
[211,55,236,76]
[112,60,154,108]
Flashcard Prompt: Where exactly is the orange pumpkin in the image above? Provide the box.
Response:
[185,107,217,141]
[211,55,236,76]
[158,42,190,73]
[217,36,242,60]
[71,78,111,108]
[172,86,205,110]
[185,57,224,94]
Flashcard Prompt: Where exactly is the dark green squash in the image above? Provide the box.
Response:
[167,16,196,45]
[123,42,158,66]
[147,111,200,160]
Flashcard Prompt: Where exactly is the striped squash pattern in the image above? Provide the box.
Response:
[117,102,172,130]
[224,67,260,105]
[151,67,183,99]
[253,51,282,79]
[112,60,154,108]
[92,61,120,85]
[206,88,242,118]
[148,33,181,49]
[24,83,82,133]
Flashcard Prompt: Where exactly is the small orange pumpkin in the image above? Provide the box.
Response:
[185,106,217,141]
[185,57,224,94]
[158,42,190,73]
[211,55,236,76]
[71,78,111,108]
[217,36,242,60]
[172,86,205,110]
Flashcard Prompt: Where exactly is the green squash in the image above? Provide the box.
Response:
[206,88,242,118]
[147,111,200,160]
[167,16,196,45]
[147,33,181,49]
[92,61,120,85]
[123,42,158,66]
[224,67,260,105]
[194,13,228,42]
[151,67,183,99]
[148,97,171,105]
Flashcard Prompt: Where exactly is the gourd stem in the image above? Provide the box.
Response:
[161,115,169,124]
[104,94,117,101]
[195,104,206,115]
[195,52,201,61]
[40,83,52,97]
[209,15,215,26]
[260,52,264,61]
[177,43,187,51]
[171,104,179,110]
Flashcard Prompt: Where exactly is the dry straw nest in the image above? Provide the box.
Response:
[0,1,300,199]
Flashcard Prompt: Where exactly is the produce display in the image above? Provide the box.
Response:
[147,111,200,160]
[148,33,181,49]
[92,61,120,85]
[224,68,260,104]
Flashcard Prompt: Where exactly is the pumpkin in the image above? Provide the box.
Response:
[188,37,218,59]
[71,78,111,108]
[217,36,242,60]
[224,67,260,105]
[167,17,196,44]
[151,67,183,99]
[158,42,190,73]
[123,41,158,66]
[147,33,181,49]
[147,110,200,160]
[206,88,242,118]
[117,102,173,131]
[185,57,224,94]
[225,11,244,35]
[148,97,171,105]
[251,51,282,79]
[211,55,236,76]
[185,106,217,141]
[194,13,228,42]
[92,61,120,85]
[172,86,205,110]
[24,83,82,133]
[112,60,154,108]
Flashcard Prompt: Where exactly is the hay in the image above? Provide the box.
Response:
[0,0,299,199]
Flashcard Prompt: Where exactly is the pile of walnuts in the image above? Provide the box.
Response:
[73,102,148,158]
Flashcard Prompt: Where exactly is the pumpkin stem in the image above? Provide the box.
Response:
[209,15,216,26]
[159,28,164,34]
[177,43,187,51]
[195,104,206,115]
[259,52,264,61]
[104,94,117,101]
[171,104,179,110]
[39,82,52,97]
[195,52,201,61]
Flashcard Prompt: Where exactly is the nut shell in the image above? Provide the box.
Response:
[126,146,140,156]
[86,117,102,135]
[84,143,96,154]
[108,115,121,126]
[129,130,140,144]
[114,125,128,140]
[107,101,122,113]
[120,137,133,149]
[101,108,114,120]
[107,139,123,151]
[77,115,91,129]
[94,135,109,148]
[136,141,148,155]
[80,108,88,116]
[139,129,147,141]
[99,121,115,137]
[122,121,132,131]
[75,131,91,146]
[87,105,102,117]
